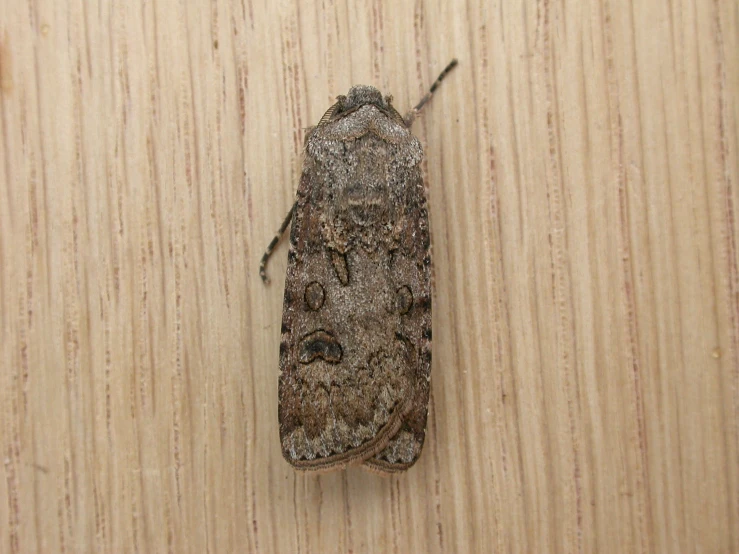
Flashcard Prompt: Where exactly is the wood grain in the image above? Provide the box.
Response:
[1,0,737,552]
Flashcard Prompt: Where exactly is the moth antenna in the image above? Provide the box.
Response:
[260,202,296,284]
[404,59,458,127]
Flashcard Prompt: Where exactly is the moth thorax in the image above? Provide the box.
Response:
[344,148,389,226]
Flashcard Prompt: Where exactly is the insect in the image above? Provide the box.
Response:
[261,60,458,472]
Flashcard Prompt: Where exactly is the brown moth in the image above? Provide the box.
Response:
[261,60,457,472]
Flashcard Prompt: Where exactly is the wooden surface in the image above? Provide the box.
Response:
[1,0,738,552]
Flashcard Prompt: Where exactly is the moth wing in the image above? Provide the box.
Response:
[278,168,415,471]
[361,169,432,472]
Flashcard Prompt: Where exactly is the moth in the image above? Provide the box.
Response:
[261,60,457,472]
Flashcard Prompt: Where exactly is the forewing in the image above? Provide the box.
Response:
[278,162,414,471]
[361,170,432,472]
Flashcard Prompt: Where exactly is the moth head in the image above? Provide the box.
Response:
[316,85,405,127]
[343,85,385,110]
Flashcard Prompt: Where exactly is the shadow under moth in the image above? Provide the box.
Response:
[261,60,458,472]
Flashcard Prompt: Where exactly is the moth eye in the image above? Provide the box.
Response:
[395,285,414,315]
[304,281,325,311]
[333,96,347,115]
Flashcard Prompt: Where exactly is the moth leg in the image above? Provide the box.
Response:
[260,202,296,284]
[403,59,458,127]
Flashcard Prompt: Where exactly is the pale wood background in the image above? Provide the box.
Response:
[1,0,738,552]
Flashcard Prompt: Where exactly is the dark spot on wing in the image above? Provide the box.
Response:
[299,330,343,364]
[304,281,325,311]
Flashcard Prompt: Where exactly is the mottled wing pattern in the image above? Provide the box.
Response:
[277,91,433,472]
[278,159,417,471]
[273,63,457,472]
[361,169,432,473]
